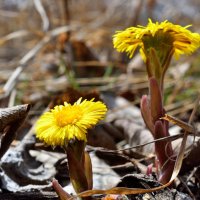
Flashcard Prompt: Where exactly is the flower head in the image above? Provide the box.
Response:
[113,19,200,61]
[35,98,107,146]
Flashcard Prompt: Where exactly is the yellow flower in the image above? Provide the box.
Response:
[113,19,200,61]
[35,98,107,146]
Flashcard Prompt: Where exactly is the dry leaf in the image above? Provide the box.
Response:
[0,104,30,159]
[161,114,195,134]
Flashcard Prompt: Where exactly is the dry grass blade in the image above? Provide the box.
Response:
[0,30,29,46]
[161,114,195,134]
[169,95,200,186]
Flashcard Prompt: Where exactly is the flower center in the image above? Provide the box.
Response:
[55,105,82,127]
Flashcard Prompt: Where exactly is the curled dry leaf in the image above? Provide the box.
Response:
[0,104,30,159]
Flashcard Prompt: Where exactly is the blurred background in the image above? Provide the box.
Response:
[0,0,200,103]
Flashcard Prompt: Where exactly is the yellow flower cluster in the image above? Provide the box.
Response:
[35,98,107,146]
[113,19,200,60]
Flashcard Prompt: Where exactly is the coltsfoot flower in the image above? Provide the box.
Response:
[35,98,107,146]
[113,19,200,61]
